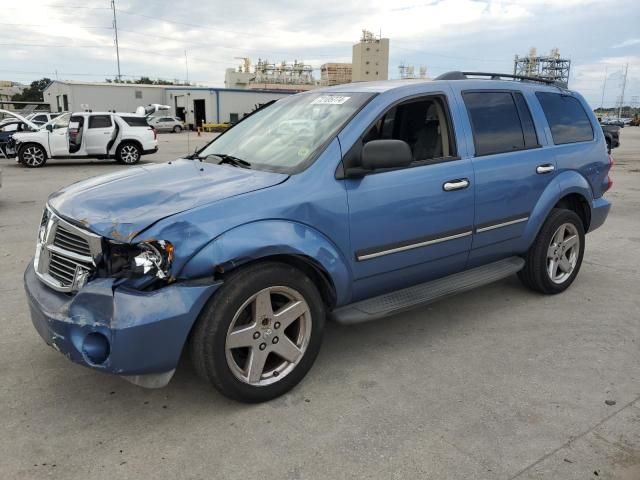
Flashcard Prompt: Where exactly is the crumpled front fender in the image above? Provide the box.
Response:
[178,220,353,306]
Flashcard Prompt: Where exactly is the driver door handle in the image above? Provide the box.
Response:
[443,179,470,191]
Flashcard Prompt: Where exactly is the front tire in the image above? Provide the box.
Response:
[173,125,182,133]
[190,262,325,403]
[18,143,47,168]
[116,142,141,165]
[518,208,585,294]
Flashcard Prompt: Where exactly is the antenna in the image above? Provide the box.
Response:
[111,0,122,82]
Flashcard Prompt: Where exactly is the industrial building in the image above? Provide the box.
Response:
[225,30,390,90]
[224,58,317,91]
[320,63,353,86]
[352,30,390,82]
[0,80,25,109]
[42,80,292,128]
[513,48,571,86]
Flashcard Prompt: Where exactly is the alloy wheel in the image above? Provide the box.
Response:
[546,222,580,284]
[120,145,139,164]
[23,146,45,167]
[225,286,312,386]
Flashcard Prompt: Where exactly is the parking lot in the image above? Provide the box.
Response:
[0,129,638,479]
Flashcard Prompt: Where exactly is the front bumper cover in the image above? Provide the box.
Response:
[24,262,221,385]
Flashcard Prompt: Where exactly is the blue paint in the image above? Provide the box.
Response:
[25,78,612,382]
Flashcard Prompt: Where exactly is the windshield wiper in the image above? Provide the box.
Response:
[210,153,252,169]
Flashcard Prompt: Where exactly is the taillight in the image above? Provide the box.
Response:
[605,154,614,192]
[149,126,156,140]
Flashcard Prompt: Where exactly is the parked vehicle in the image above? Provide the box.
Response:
[0,109,62,158]
[1,111,62,128]
[600,123,620,153]
[148,116,184,133]
[24,73,612,402]
[11,107,163,167]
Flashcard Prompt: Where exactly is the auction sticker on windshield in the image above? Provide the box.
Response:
[311,95,351,105]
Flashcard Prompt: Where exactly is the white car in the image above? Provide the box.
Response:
[0,112,63,128]
[148,116,185,133]
[10,107,167,168]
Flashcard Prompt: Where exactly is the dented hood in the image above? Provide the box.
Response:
[48,158,288,241]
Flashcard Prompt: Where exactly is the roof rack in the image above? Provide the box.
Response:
[435,71,563,86]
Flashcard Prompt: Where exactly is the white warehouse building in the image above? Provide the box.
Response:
[43,81,293,128]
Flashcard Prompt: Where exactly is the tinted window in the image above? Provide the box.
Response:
[121,116,149,127]
[463,92,526,156]
[33,115,48,123]
[536,92,593,144]
[88,115,112,129]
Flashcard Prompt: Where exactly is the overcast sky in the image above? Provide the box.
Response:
[2,0,638,108]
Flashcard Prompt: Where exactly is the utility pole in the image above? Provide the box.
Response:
[618,62,628,119]
[599,67,608,110]
[184,50,189,85]
[111,0,122,82]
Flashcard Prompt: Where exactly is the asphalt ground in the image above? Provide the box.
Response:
[0,128,638,480]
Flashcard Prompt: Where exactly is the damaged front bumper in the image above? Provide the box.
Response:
[24,262,221,387]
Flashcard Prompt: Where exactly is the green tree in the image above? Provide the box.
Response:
[11,78,52,103]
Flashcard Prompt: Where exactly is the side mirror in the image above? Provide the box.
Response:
[45,124,53,132]
[361,139,412,171]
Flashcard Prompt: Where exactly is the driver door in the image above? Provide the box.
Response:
[343,94,475,301]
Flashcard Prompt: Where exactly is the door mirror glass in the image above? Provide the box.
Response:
[361,139,412,171]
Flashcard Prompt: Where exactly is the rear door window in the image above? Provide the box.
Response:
[535,92,593,145]
[463,91,532,156]
[88,115,113,129]
[121,116,149,127]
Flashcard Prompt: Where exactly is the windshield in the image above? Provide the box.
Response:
[197,92,374,173]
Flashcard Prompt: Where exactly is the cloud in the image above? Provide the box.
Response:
[0,0,638,107]
[612,38,640,49]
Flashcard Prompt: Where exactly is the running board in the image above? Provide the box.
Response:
[332,256,525,325]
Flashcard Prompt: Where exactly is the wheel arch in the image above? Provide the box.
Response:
[18,141,49,158]
[178,220,353,308]
[523,171,593,249]
[117,138,143,153]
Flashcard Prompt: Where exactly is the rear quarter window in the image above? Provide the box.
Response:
[536,92,593,145]
[120,116,150,127]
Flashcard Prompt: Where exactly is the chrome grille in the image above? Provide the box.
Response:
[34,207,102,293]
[53,226,92,257]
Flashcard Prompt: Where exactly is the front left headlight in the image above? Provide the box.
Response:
[109,240,174,280]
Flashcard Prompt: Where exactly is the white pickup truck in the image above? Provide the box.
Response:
[9,105,169,168]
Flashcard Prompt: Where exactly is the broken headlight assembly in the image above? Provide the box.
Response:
[108,240,174,280]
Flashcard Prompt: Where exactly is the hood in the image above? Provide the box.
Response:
[48,158,289,241]
[0,109,39,130]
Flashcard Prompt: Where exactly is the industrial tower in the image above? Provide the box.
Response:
[513,48,571,86]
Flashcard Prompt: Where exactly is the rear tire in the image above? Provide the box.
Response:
[18,143,47,168]
[518,208,585,294]
[190,262,325,403]
[116,142,141,165]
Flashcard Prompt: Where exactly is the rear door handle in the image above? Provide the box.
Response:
[443,178,470,191]
[536,164,555,174]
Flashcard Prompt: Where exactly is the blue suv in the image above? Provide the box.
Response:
[25,72,612,402]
